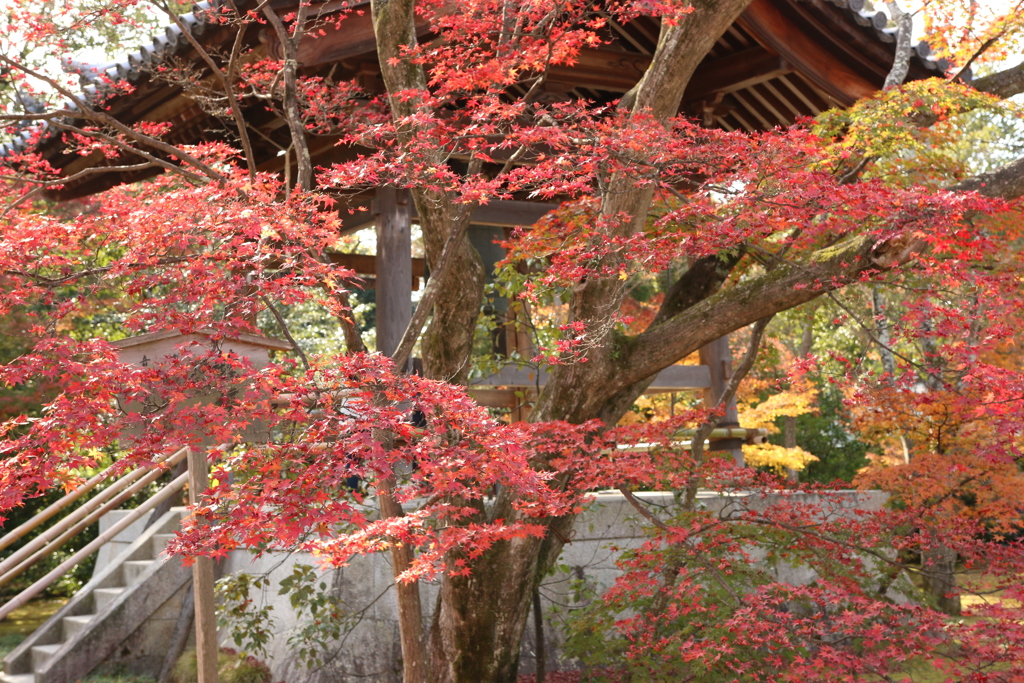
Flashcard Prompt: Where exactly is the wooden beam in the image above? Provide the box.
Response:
[699,335,743,465]
[338,198,560,231]
[263,8,431,67]
[468,200,559,227]
[544,45,790,100]
[472,364,711,391]
[547,49,651,92]
[327,252,426,289]
[683,46,792,102]
[467,388,519,408]
[737,0,877,106]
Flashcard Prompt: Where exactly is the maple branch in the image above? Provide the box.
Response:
[156,0,258,181]
[826,287,929,375]
[730,510,929,582]
[390,206,473,372]
[262,2,313,191]
[44,120,208,185]
[4,256,193,287]
[261,294,310,371]
[950,153,1024,199]
[617,488,743,607]
[0,161,157,219]
[0,55,226,183]
[372,429,428,683]
[0,110,81,122]
[952,2,1024,82]
[624,233,878,390]
[652,250,746,326]
[971,61,1024,99]
[331,290,367,355]
[617,488,670,531]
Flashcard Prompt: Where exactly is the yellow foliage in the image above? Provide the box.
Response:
[743,442,818,474]
[738,386,819,434]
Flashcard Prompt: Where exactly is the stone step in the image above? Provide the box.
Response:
[123,560,154,584]
[61,614,95,640]
[93,587,124,612]
[0,673,35,683]
[152,533,176,558]
[30,644,60,673]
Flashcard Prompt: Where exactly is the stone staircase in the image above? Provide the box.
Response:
[1,507,191,683]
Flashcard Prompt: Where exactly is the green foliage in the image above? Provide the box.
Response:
[278,563,355,671]
[0,487,98,599]
[170,648,271,683]
[81,675,156,683]
[777,386,870,484]
[814,78,1013,186]
[0,633,24,660]
[216,563,356,673]
[215,572,276,660]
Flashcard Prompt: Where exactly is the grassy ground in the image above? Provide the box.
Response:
[0,597,66,638]
[871,572,1018,682]
[0,597,68,660]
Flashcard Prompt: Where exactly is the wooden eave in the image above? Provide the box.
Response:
[4,0,954,199]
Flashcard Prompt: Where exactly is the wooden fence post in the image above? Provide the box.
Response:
[186,447,219,683]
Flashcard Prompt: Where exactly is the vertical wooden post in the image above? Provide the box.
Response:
[374,187,427,681]
[187,447,219,683]
[375,187,413,363]
[699,335,744,465]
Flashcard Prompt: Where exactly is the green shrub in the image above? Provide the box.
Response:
[171,648,272,683]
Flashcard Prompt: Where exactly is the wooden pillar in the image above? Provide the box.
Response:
[375,187,413,363]
[699,335,744,465]
[187,448,219,683]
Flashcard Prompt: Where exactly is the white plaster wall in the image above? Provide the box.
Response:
[95,490,887,682]
[215,490,887,683]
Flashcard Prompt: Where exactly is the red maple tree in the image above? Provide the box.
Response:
[3,0,1024,680]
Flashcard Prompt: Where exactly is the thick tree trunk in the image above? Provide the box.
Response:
[428,510,577,683]
[424,3,755,681]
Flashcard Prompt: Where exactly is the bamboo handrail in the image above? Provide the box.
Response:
[0,469,191,622]
[0,467,113,554]
[0,447,189,586]
[0,468,147,578]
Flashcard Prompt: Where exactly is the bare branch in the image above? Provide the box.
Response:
[261,3,313,191]
[0,161,157,219]
[261,294,311,371]
[156,1,259,181]
[0,55,226,182]
[4,256,192,286]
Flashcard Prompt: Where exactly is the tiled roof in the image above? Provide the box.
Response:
[0,0,962,159]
